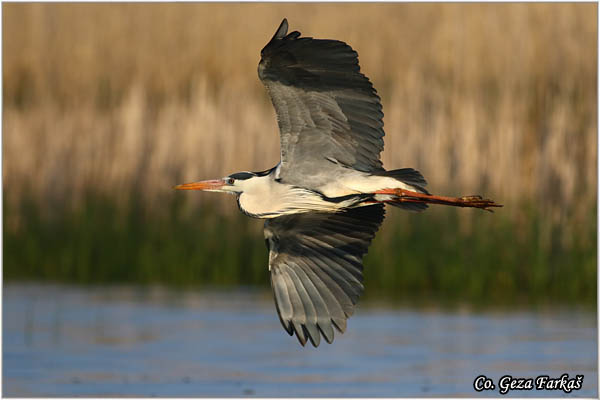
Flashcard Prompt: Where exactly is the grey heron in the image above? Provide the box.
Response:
[176,19,501,347]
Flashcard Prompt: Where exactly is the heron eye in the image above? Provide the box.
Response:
[227,178,235,185]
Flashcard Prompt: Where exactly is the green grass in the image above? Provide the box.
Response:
[363,206,596,307]
[4,195,596,307]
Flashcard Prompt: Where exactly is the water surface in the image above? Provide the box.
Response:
[3,284,597,397]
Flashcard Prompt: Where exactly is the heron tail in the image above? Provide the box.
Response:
[370,168,430,211]
[372,168,430,194]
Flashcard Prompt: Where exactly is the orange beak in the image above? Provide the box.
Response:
[174,179,227,191]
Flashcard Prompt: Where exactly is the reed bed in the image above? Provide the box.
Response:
[3,3,597,304]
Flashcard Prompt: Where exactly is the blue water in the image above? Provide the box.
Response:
[3,283,597,397]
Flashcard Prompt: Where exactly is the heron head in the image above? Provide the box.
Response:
[174,172,256,194]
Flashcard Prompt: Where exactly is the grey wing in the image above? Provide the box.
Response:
[258,19,385,186]
[264,204,385,347]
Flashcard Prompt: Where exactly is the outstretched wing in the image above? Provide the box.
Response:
[264,204,385,347]
[258,19,385,185]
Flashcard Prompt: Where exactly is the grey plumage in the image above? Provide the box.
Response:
[265,204,385,346]
[256,21,424,344]
[259,18,386,190]
[373,168,429,192]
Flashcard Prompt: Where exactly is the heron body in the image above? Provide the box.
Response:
[176,19,501,347]
[204,166,425,218]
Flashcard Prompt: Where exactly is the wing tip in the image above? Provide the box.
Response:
[293,322,308,346]
[272,18,289,41]
[306,325,321,347]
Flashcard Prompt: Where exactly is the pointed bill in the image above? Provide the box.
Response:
[174,179,226,191]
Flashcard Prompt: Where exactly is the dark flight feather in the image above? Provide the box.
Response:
[265,204,385,347]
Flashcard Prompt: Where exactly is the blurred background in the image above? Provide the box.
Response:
[3,3,597,397]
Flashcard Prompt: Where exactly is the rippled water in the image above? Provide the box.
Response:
[3,283,597,397]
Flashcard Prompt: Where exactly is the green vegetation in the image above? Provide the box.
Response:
[5,196,595,307]
[364,206,596,307]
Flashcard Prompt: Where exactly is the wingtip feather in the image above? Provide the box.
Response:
[273,18,288,40]
[306,324,321,347]
[293,322,308,346]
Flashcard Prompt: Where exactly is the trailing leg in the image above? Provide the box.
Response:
[374,188,502,212]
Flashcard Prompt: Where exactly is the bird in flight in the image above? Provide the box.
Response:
[176,19,501,347]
